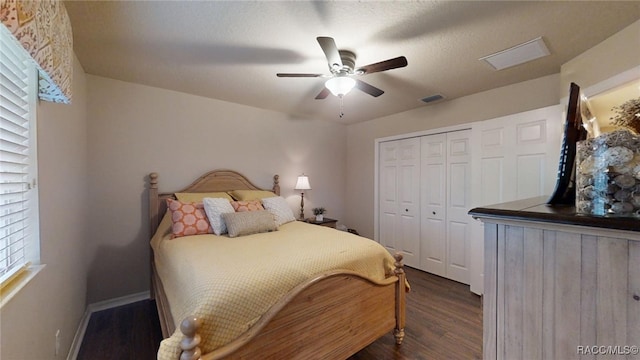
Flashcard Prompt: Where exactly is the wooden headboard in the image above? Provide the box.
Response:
[148,170,280,236]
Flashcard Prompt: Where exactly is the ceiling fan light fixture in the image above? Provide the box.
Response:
[325,76,356,97]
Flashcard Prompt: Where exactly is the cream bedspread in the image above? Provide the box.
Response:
[151,214,398,360]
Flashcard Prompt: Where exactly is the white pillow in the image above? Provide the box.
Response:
[202,197,235,235]
[261,196,296,226]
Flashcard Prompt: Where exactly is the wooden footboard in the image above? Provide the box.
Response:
[176,254,406,360]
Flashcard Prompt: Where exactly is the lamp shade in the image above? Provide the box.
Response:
[294,175,311,190]
[324,76,356,97]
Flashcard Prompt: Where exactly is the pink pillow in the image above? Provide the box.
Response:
[166,199,213,238]
[230,200,264,212]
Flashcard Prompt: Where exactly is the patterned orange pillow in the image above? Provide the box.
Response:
[166,199,213,238]
[230,200,264,212]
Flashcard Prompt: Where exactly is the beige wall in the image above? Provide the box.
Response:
[1,56,88,359]
[344,74,561,239]
[85,76,347,302]
[561,20,640,92]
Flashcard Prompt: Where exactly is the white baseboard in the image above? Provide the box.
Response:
[66,291,150,360]
[66,308,92,360]
[87,291,150,313]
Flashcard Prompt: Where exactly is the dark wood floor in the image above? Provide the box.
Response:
[77,267,482,360]
[77,298,163,359]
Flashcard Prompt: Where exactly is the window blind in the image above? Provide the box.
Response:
[0,24,38,286]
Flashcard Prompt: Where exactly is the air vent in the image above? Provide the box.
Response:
[479,37,550,70]
[420,94,445,104]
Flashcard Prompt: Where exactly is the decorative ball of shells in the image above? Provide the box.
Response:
[576,129,640,217]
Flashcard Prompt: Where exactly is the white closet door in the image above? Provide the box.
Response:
[379,138,421,267]
[397,138,421,267]
[420,134,447,276]
[445,130,472,284]
[473,105,562,205]
[469,104,563,294]
[420,130,472,284]
[379,141,399,253]
[513,110,562,198]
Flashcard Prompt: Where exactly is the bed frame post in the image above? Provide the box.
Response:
[149,172,159,235]
[180,316,202,360]
[149,173,159,301]
[272,174,280,196]
[393,253,406,345]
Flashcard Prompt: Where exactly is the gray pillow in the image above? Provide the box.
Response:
[222,210,277,238]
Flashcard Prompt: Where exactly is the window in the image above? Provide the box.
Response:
[0,23,39,287]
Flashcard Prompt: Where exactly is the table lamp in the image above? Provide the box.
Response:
[294,174,311,220]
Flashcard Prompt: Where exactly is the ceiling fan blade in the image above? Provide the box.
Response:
[315,87,330,100]
[277,73,323,77]
[317,36,343,70]
[356,56,408,75]
[355,80,384,97]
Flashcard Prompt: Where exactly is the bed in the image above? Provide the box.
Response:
[148,169,407,360]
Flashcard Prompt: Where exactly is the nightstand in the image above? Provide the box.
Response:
[304,217,338,229]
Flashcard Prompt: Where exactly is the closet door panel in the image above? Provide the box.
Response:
[421,218,446,274]
[397,138,421,267]
[424,165,445,205]
[480,158,505,206]
[422,163,446,274]
[448,220,470,283]
[380,212,397,251]
[449,163,468,208]
[479,127,507,157]
[514,117,554,198]
[379,142,399,252]
[398,211,420,267]
[516,153,546,199]
[398,163,420,266]
[420,134,446,275]
[446,130,472,284]
[470,104,563,295]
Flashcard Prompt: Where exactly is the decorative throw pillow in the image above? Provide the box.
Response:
[175,192,233,202]
[230,200,264,212]
[228,189,277,201]
[202,197,235,236]
[261,196,296,226]
[222,210,277,238]
[166,199,212,238]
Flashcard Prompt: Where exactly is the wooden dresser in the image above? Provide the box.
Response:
[470,197,639,359]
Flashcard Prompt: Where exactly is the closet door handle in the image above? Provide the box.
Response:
[432,211,436,215]
[405,209,409,212]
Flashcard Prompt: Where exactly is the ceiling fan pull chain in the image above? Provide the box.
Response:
[339,95,345,118]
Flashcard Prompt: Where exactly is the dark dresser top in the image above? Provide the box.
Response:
[468,196,639,232]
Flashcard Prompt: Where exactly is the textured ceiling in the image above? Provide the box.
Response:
[65,1,640,124]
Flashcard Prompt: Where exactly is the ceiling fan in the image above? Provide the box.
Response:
[277,36,408,100]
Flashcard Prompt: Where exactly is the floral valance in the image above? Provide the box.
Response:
[1,0,73,103]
